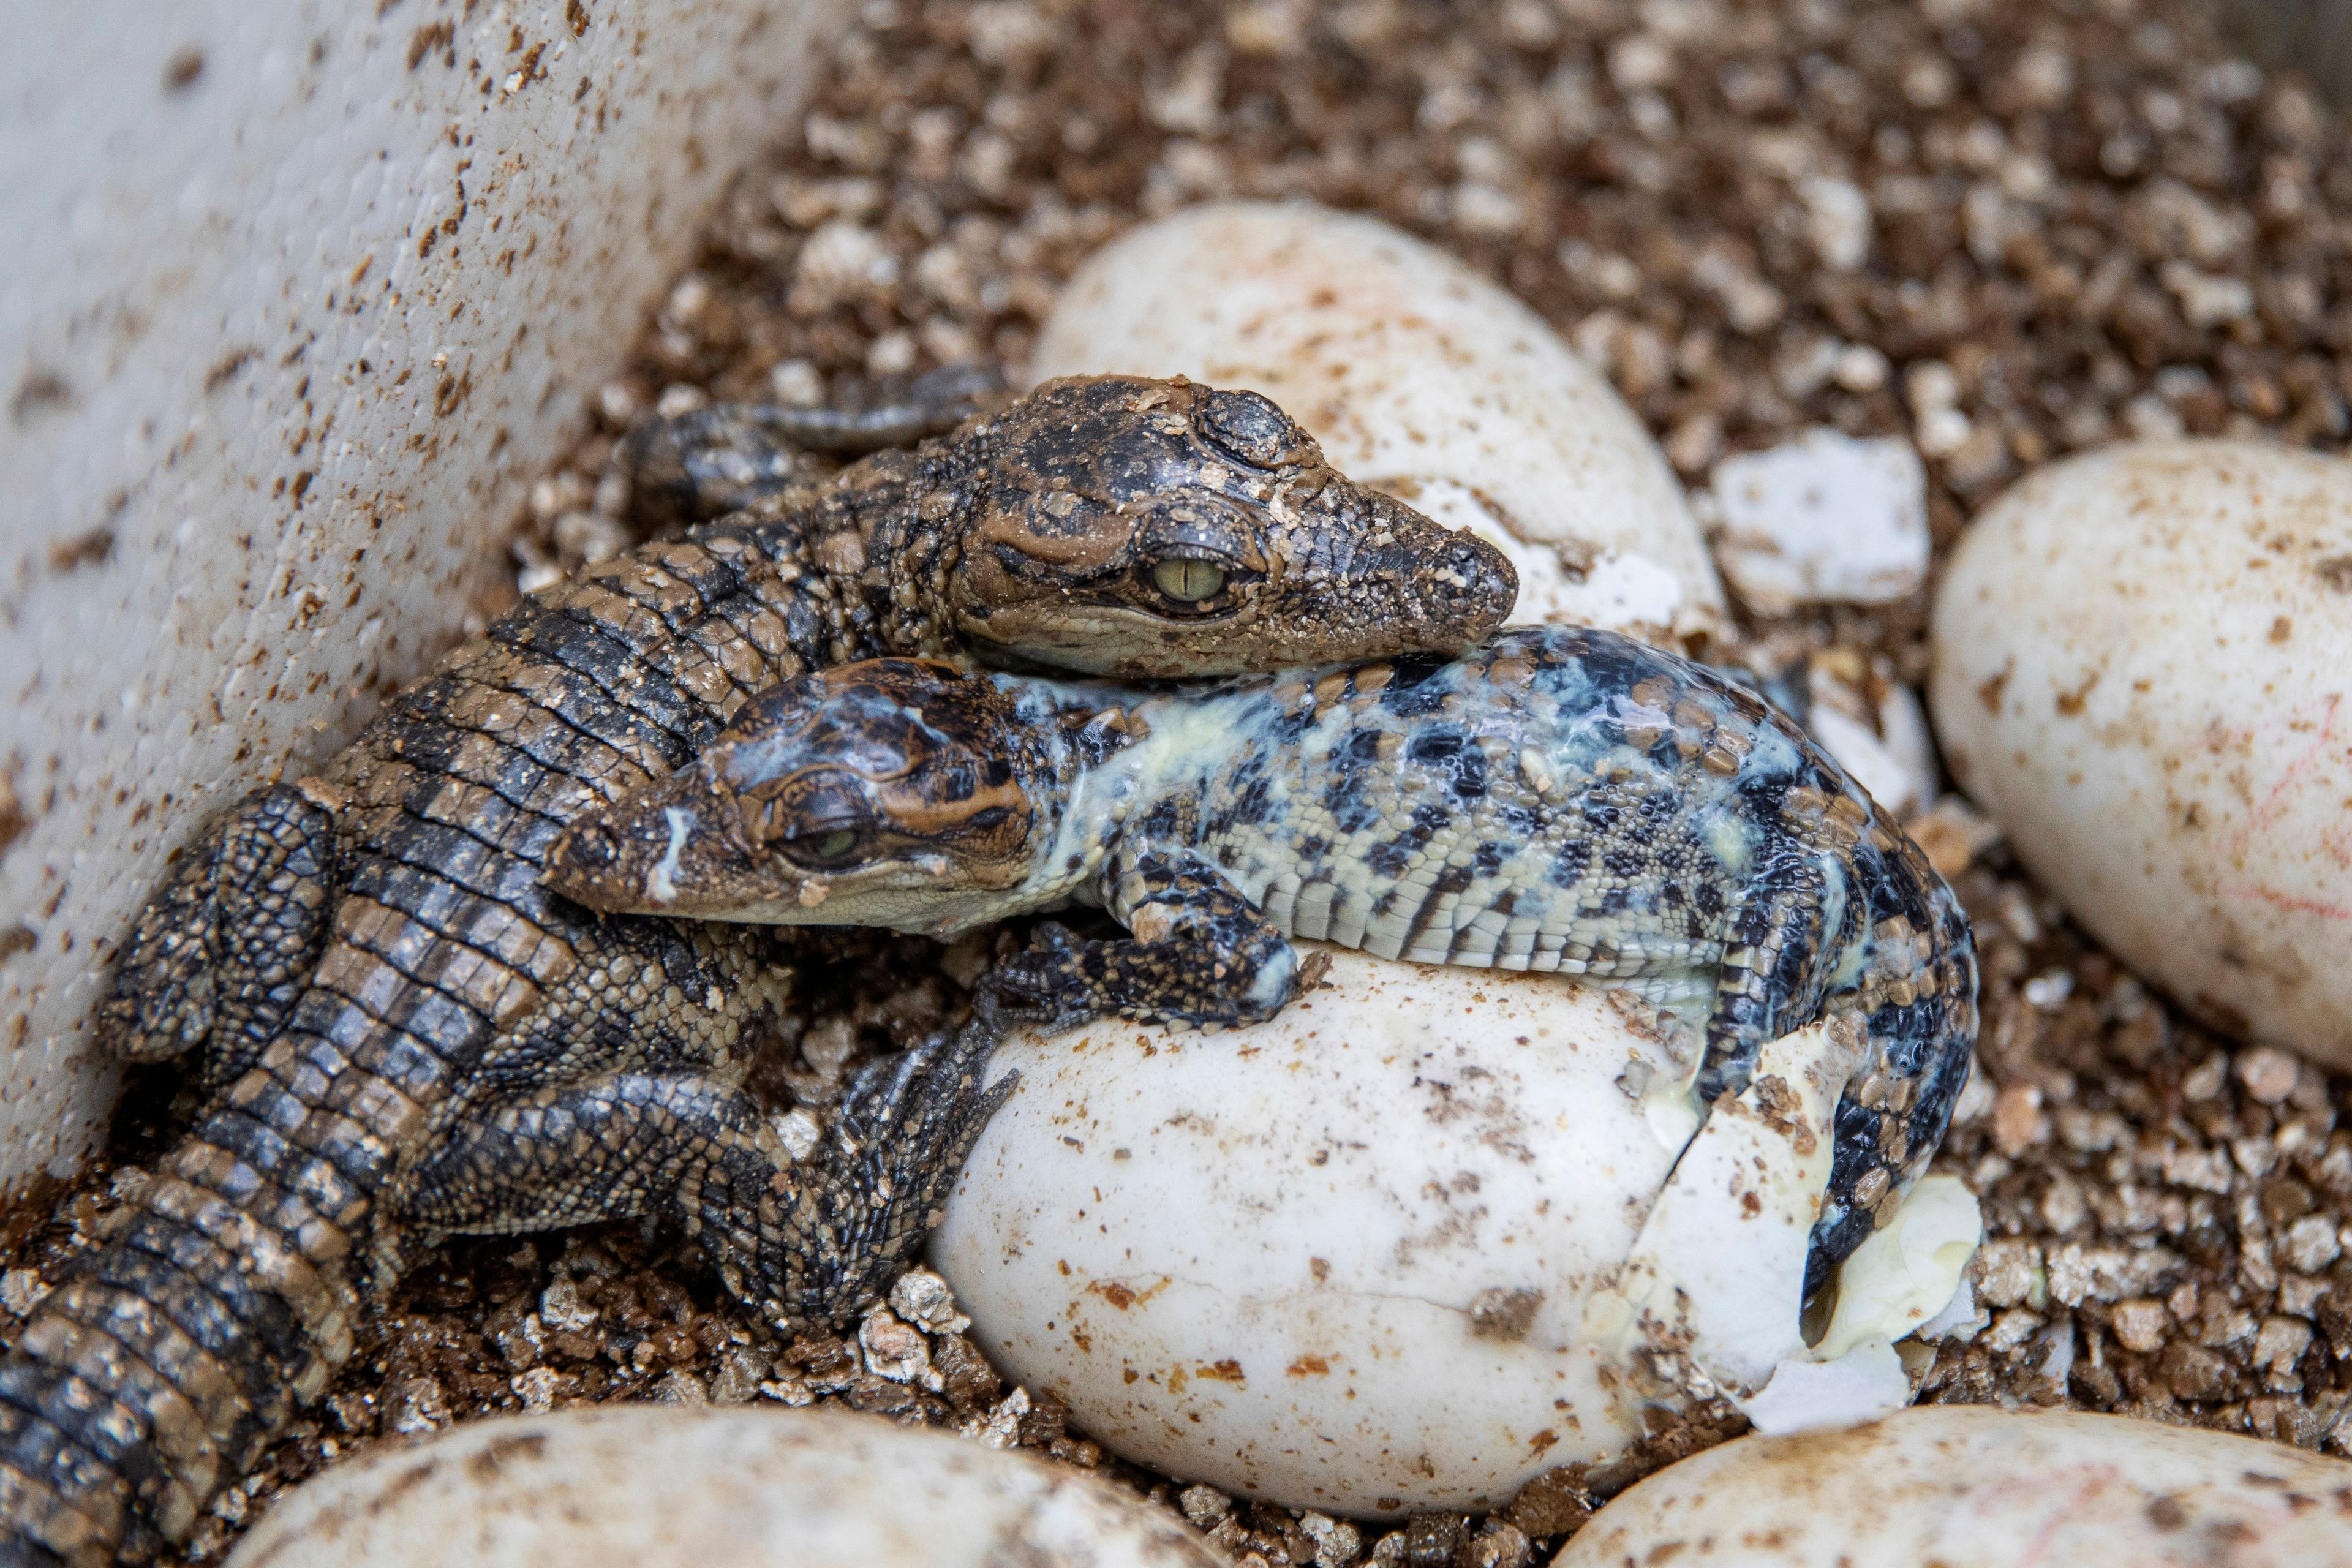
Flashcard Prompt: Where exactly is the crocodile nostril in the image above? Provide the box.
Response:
[1442,537,1517,611]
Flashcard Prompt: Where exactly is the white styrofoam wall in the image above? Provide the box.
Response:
[0,0,851,1202]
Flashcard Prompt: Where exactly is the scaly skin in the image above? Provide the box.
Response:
[0,376,1516,1566]
[549,627,1979,1299]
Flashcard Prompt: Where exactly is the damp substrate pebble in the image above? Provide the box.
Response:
[15,0,2352,1562]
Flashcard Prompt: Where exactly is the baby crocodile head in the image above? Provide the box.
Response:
[956,376,1516,676]
[546,660,1058,935]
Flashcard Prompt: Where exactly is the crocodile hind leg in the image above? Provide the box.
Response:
[1804,906,1981,1295]
[1804,1003,1977,1297]
[97,782,341,1102]
[621,363,1005,530]
[1694,843,1980,1295]
[619,405,839,533]
[992,850,1302,1031]
[396,1017,1012,1329]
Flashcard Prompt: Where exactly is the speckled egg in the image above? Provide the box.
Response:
[224,1406,1219,1568]
[932,947,1975,1518]
[1027,201,1725,645]
[1929,440,2352,1066]
[1552,1406,2352,1567]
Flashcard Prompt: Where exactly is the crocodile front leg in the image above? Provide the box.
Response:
[621,364,1005,530]
[97,781,342,1101]
[993,850,1301,1031]
[396,1020,1011,1329]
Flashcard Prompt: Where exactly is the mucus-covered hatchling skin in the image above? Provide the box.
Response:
[551,626,1978,1297]
[0,375,1515,1567]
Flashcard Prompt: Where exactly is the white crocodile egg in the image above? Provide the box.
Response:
[1553,1406,2352,1567]
[1929,440,2352,1067]
[932,947,1975,1518]
[224,1406,1218,1568]
[1027,200,1725,646]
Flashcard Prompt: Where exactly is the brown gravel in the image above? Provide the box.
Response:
[15,0,2352,1563]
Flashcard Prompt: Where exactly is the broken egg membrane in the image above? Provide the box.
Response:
[932,946,1977,1517]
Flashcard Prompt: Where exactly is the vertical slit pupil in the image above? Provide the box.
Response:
[1153,558,1226,601]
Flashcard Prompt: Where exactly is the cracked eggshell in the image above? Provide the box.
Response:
[1552,1406,2352,1567]
[1027,202,1724,644]
[1929,441,2352,1066]
[1703,431,1931,614]
[225,1406,1218,1568]
[933,948,1954,1517]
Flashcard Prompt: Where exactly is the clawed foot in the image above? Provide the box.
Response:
[974,869,1304,1033]
[836,1012,1014,1158]
[777,1009,1018,1328]
[977,922,1106,1033]
[100,780,343,1100]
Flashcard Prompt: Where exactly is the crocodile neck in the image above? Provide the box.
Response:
[734,442,979,665]
[988,672,1248,919]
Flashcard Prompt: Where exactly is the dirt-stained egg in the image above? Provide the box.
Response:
[1553,1406,2352,1566]
[224,1406,1219,1567]
[1027,201,1725,647]
[1929,440,2352,1068]
[932,948,1977,1518]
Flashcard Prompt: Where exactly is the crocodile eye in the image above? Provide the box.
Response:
[780,824,865,867]
[1150,557,1227,603]
[755,772,877,869]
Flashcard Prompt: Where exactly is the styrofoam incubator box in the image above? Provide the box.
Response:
[0,0,855,1199]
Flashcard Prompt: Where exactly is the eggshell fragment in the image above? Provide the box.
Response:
[1027,202,1725,644]
[1704,431,1930,614]
[224,1406,1217,1568]
[933,948,1970,1517]
[1929,440,2352,1066]
[1552,1406,2352,1567]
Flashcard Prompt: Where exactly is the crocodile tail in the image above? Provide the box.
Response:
[1806,879,1981,1298]
[0,1085,366,1565]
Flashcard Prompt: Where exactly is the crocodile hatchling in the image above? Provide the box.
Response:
[0,375,1515,1566]
[547,624,1979,1291]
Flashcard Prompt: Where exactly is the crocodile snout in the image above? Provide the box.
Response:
[1429,532,1518,635]
[1363,526,1516,645]
[1318,488,1519,651]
